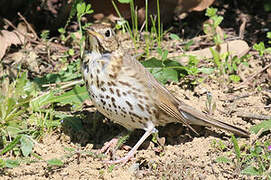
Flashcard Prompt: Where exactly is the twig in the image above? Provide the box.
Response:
[3,18,41,45]
[32,79,84,103]
[18,12,39,40]
[236,113,271,120]
[226,93,254,102]
[42,79,83,88]
[239,17,247,39]
[235,62,271,90]
[3,18,69,53]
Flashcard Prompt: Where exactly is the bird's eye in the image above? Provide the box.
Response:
[105,29,111,37]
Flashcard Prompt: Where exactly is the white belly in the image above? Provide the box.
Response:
[83,53,156,131]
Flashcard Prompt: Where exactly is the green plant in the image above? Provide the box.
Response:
[214,120,271,179]
[253,32,271,56]
[0,72,57,158]
[204,7,249,84]
[113,0,199,82]
[40,30,50,41]
[204,7,224,45]
[142,48,201,84]
[114,0,164,56]
[57,1,93,57]
[0,70,86,169]
[76,2,94,57]
[113,0,139,50]
[210,49,249,83]
[0,1,94,170]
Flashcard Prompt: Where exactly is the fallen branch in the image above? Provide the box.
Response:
[18,12,39,40]
[236,113,271,120]
[234,62,271,90]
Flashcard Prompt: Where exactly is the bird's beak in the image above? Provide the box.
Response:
[85,29,102,53]
[86,29,104,40]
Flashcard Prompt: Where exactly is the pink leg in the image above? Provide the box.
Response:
[105,127,156,164]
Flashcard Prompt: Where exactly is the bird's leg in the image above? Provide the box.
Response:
[105,126,158,164]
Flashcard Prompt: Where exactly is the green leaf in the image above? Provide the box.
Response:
[231,135,241,161]
[215,156,231,164]
[161,68,178,83]
[142,58,163,68]
[20,135,34,157]
[0,135,21,155]
[30,91,55,111]
[169,33,180,40]
[0,158,5,168]
[229,75,240,83]
[5,126,21,137]
[242,61,249,67]
[142,58,184,84]
[161,50,169,62]
[77,2,86,16]
[108,164,115,172]
[68,49,75,56]
[64,147,76,152]
[250,120,271,134]
[58,28,65,34]
[206,7,217,17]
[184,40,194,51]
[213,16,223,27]
[241,166,262,176]
[5,159,20,168]
[210,48,221,68]
[47,158,64,166]
[253,42,265,56]
[34,60,81,86]
[118,0,131,3]
[199,67,214,74]
[52,85,88,107]
[266,47,271,54]
[232,62,238,72]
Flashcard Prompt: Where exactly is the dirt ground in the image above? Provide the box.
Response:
[1,52,270,179]
[1,1,271,180]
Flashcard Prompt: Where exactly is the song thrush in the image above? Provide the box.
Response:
[81,24,249,164]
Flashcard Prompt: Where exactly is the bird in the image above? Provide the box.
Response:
[81,23,250,164]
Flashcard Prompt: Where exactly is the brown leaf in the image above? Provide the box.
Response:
[177,40,250,65]
[0,29,25,60]
[191,0,215,11]
[267,68,271,80]
[90,0,215,25]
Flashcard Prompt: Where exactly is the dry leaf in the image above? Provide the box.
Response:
[191,0,215,11]
[90,0,215,25]
[267,68,271,80]
[0,29,25,60]
[177,40,250,65]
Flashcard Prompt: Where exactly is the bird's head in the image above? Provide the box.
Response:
[85,24,119,54]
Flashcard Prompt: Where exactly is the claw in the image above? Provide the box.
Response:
[104,127,156,164]
[98,138,119,155]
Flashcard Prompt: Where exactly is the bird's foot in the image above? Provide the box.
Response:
[98,135,132,163]
[98,138,119,155]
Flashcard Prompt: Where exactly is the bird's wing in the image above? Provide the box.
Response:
[121,54,249,137]
[120,54,197,133]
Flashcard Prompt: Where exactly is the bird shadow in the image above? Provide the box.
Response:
[61,110,232,151]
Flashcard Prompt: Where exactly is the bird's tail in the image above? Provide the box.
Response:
[178,103,250,138]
